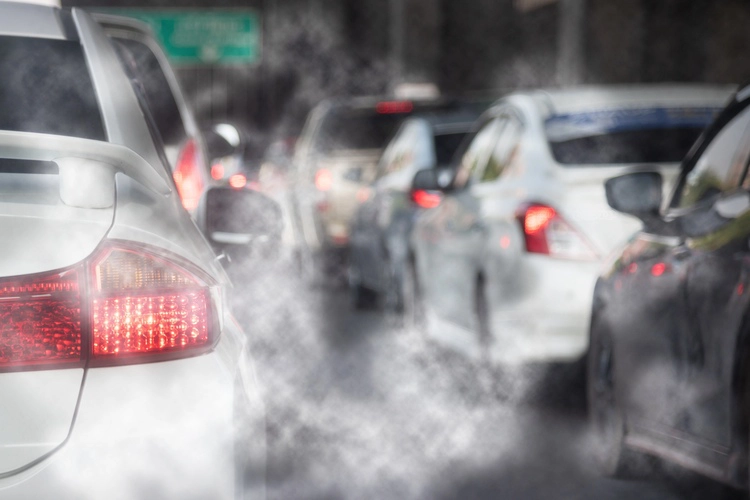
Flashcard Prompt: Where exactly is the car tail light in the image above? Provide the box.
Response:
[0,242,217,372]
[376,101,414,114]
[211,163,225,180]
[516,203,596,260]
[411,189,442,209]
[229,174,247,189]
[650,262,669,277]
[0,269,82,370]
[315,169,333,191]
[173,139,205,211]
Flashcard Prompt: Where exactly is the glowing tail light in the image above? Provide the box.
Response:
[315,169,333,191]
[174,139,205,211]
[0,242,217,372]
[516,203,596,260]
[410,189,442,209]
[229,174,247,189]
[0,269,82,370]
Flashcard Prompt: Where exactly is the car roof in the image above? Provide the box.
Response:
[504,84,736,117]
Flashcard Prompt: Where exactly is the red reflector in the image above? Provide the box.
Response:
[210,163,225,180]
[376,101,414,114]
[411,189,442,209]
[315,169,333,191]
[174,139,205,211]
[0,269,82,370]
[229,174,247,189]
[90,245,214,364]
[651,262,669,277]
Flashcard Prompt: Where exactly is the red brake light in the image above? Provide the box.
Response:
[650,262,669,277]
[516,202,596,260]
[0,269,82,370]
[411,189,442,209]
[229,174,247,189]
[174,139,205,211]
[210,163,225,180]
[376,101,414,114]
[315,169,333,191]
[0,242,217,371]
[90,245,214,364]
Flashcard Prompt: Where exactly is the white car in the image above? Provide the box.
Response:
[0,3,265,499]
[409,85,734,365]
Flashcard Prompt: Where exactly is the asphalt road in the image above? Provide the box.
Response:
[230,262,744,500]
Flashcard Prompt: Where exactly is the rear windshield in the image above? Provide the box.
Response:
[434,132,468,166]
[545,107,720,166]
[313,109,409,153]
[0,36,105,140]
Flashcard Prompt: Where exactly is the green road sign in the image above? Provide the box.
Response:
[98,9,261,65]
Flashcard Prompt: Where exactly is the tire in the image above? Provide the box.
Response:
[402,260,426,333]
[587,324,645,477]
[349,279,379,310]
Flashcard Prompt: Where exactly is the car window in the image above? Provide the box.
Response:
[677,105,750,208]
[481,115,522,182]
[434,131,469,167]
[314,109,406,154]
[545,107,719,166]
[384,123,419,175]
[453,119,503,189]
[112,37,188,152]
[0,36,105,140]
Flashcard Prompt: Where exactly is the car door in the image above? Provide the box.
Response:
[669,102,750,449]
[420,117,504,330]
[354,122,417,290]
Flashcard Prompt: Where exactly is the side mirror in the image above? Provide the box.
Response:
[605,172,663,218]
[203,187,283,262]
[411,167,454,191]
[410,168,452,209]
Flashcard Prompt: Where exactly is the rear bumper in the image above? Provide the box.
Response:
[487,256,599,364]
[0,347,266,500]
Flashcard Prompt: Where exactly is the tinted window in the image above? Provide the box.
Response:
[114,38,186,149]
[0,36,105,140]
[482,116,522,182]
[314,110,407,153]
[677,106,750,208]
[434,132,468,166]
[452,119,503,189]
[546,107,718,166]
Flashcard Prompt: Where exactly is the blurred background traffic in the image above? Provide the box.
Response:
[44,0,750,498]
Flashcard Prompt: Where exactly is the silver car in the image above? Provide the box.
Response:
[0,3,265,498]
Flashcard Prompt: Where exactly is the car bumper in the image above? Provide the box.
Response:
[487,255,599,364]
[0,345,265,500]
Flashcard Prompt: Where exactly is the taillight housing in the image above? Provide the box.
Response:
[515,202,597,260]
[173,138,205,212]
[0,241,218,372]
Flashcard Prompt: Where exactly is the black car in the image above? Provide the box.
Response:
[588,84,750,487]
[348,106,485,310]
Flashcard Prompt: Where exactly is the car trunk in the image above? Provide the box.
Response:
[555,164,679,257]
[317,149,380,245]
[0,169,113,474]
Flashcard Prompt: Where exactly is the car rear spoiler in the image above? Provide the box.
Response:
[0,130,171,208]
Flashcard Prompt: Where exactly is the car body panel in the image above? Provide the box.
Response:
[0,5,264,497]
[591,86,750,487]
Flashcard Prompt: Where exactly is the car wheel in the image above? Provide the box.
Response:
[349,278,379,310]
[473,276,498,396]
[587,325,642,477]
[402,260,426,333]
